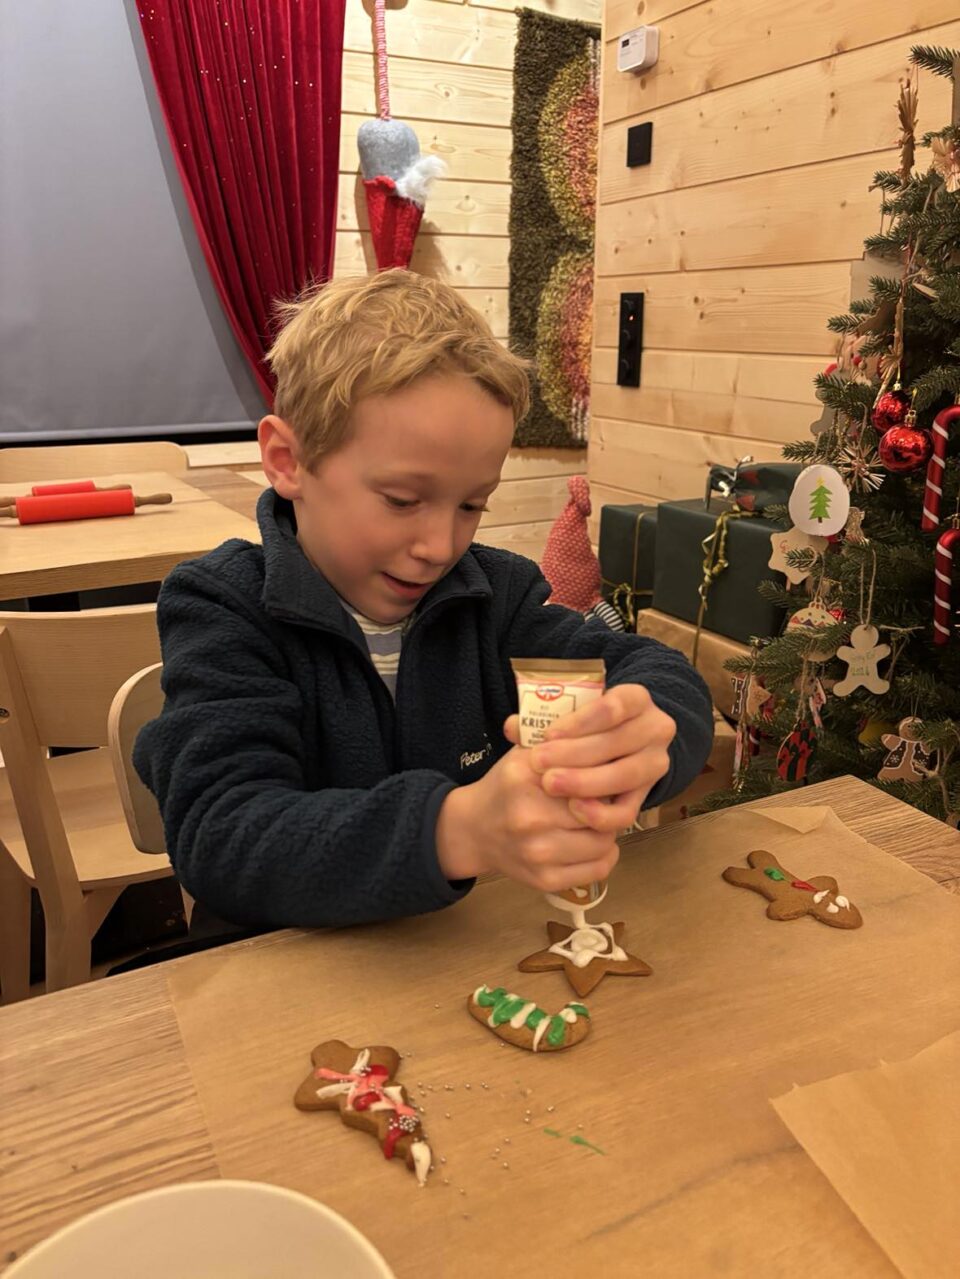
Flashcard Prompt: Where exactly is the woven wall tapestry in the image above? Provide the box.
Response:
[509,8,600,449]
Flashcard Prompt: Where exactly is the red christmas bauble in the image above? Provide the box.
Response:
[877,425,933,472]
[871,391,909,430]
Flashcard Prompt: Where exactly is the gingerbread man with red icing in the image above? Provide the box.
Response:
[722,850,862,929]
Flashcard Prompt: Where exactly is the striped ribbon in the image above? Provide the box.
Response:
[373,0,390,119]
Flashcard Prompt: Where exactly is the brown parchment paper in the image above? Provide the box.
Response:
[772,1030,960,1279]
[163,806,960,1279]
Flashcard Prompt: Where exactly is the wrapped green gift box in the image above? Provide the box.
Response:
[652,498,786,644]
[598,503,658,627]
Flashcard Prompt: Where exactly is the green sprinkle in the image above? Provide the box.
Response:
[569,1135,606,1156]
[543,1127,563,1138]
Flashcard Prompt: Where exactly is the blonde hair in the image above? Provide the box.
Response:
[265,270,530,467]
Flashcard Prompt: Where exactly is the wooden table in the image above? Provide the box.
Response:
[2,777,958,1275]
[0,470,262,601]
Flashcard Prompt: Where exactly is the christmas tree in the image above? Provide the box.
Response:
[708,46,960,825]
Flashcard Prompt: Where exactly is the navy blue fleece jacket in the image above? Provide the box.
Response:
[134,489,713,929]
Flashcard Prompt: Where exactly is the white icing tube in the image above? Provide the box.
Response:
[511,658,609,911]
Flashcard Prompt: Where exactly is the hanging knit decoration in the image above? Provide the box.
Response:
[356,0,445,270]
[540,475,603,613]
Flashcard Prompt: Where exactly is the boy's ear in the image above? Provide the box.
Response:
[258,415,303,499]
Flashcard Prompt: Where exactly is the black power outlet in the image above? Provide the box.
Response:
[626,122,653,168]
[617,292,644,387]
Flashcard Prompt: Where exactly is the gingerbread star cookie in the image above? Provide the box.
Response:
[722,850,862,929]
[294,1039,432,1185]
[519,919,653,997]
[467,984,591,1052]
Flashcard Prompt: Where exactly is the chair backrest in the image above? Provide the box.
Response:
[108,664,166,854]
[0,440,188,482]
[0,606,161,749]
[0,606,162,919]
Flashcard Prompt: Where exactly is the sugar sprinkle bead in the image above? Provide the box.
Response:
[524,1117,531,1124]
[445,1112,451,1119]
[480,1082,489,1090]
[547,1106,555,1113]
[434,1003,440,1009]
[504,1137,511,1145]
[502,1162,510,1170]
[440,1156,447,1165]
[443,1177,450,1185]
[460,1188,467,1196]
[494,1147,500,1155]
[464,1083,471,1090]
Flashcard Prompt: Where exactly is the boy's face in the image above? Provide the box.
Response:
[262,375,515,624]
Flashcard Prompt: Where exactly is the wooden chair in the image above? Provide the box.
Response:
[108,664,195,925]
[0,440,188,483]
[109,664,166,855]
[0,605,172,1003]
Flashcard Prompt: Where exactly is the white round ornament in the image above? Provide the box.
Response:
[788,465,850,537]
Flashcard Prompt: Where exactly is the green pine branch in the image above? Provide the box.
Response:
[910,44,960,79]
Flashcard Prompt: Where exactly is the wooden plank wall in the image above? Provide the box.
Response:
[337,0,601,561]
[590,0,959,534]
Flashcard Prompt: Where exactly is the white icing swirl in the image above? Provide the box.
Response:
[547,921,627,968]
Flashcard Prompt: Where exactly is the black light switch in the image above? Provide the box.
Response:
[617,292,643,387]
[626,122,653,168]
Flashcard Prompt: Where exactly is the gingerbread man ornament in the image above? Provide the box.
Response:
[722,850,862,929]
[834,624,890,696]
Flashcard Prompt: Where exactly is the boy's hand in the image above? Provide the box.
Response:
[435,745,620,893]
[506,684,676,830]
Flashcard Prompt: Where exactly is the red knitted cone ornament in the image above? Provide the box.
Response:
[540,475,602,612]
[363,176,425,270]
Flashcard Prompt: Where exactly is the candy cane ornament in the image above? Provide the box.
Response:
[933,527,960,645]
[921,405,960,530]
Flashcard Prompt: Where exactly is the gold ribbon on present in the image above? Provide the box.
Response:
[692,505,754,664]
[601,509,654,631]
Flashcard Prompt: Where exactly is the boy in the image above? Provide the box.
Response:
[135,270,713,932]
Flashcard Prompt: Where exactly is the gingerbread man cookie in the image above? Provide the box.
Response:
[722,850,862,929]
[519,918,653,997]
[294,1040,432,1185]
[468,985,591,1052]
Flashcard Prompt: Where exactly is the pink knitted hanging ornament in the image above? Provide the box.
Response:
[540,476,602,613]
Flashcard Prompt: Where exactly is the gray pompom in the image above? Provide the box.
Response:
[357,118,421,182]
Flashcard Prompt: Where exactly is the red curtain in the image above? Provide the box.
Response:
[136,0,346,404]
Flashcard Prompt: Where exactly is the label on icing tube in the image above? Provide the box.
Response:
[510,658,606,747]
[511,658,607,908]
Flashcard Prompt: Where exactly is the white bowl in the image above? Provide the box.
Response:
[5,1179,395,1278]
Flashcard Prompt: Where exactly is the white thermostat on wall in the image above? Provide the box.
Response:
[616,26,660,74]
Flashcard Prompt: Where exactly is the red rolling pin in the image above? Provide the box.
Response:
[29,481,132,496]
[0,490,172,524]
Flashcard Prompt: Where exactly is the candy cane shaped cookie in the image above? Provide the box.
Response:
[921,405,960,530]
